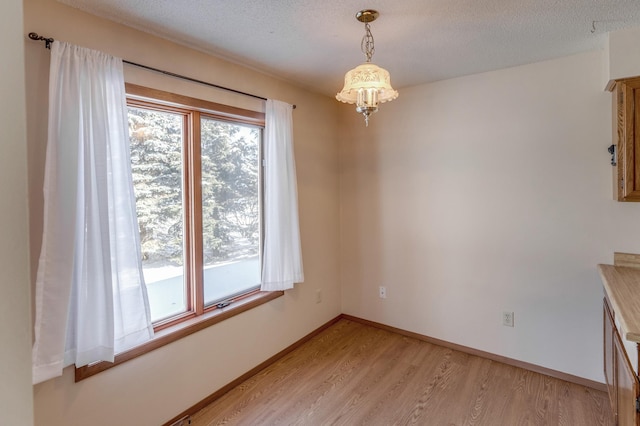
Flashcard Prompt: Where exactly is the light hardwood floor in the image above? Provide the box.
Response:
[189,319,613,425]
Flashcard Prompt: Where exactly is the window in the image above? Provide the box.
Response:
[74,86,295,381]
[127,85,265,328]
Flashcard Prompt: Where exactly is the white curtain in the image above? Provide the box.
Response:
[261,100,304,291]
[32,42,154,385]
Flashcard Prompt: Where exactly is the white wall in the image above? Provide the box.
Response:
[0,0,34,424]
[340,49,640,382]
[25,0,341,424]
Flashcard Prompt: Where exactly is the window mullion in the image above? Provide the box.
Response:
[187,111,204,315]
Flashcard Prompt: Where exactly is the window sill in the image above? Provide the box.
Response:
[74,290,284,382]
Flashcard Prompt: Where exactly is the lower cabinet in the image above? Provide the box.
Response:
[605,298,618,415]
[604,298,640,425]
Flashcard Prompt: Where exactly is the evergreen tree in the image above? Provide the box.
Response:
[129,107,184,265]
[128,107,260,267]
[201,118,259,263]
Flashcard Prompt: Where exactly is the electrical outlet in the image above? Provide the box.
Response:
[315,289,322,304]
[379,286,387,299]
[502,311,514,327]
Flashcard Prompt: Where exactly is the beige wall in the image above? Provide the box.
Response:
[609,27,640,81]
[24,0,341,424]
[0,0,34,424]
[339,49,640,383]
[24,0,640,421]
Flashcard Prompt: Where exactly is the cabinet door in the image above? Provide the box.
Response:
[614,328,640,426]
[604,298,617,417]
[612,77,640,201]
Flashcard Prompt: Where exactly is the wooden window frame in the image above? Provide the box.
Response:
[75,84,281,381]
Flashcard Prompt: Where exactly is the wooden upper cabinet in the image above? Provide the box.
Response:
[609,76,640,201]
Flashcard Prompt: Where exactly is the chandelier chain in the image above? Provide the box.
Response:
[361,22,375,62]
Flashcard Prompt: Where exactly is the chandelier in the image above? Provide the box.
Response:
[336,9,399,126]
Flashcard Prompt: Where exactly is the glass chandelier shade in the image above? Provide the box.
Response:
[336,10,398,126]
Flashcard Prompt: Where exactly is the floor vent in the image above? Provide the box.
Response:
[169,415,190,426]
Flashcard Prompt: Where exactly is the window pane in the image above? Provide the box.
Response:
[128,106,187,322]
[200,118,261,305]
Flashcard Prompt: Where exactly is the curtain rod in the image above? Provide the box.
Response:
[28,32,296,109]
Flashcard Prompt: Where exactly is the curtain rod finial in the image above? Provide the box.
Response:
[28,32,54,49]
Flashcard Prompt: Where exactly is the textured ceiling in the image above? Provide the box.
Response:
[58,0,640,96]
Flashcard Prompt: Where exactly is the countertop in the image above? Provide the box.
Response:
[599,263,640,343]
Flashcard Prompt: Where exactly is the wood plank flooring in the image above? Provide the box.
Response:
[189,319,613,425]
